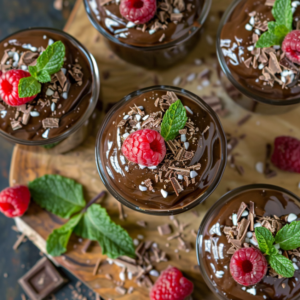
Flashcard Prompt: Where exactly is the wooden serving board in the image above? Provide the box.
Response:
[9,0,300,299]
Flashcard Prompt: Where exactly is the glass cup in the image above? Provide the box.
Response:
[196,184,300,300]
[84,0,212,69]
[216,0,300,115]
[0,28,100,154]
[95,85,227,215]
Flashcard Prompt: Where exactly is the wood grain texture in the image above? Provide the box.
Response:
[9,0,300,299]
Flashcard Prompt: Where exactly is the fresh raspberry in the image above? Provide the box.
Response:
[0,185,31,218]
[0,70,38,106]
[271,136,300,173]
[150,267,194,300]
[122,129,166,167]
[282,30,300,64]
[120,0,156,24]
[230,248,268,286]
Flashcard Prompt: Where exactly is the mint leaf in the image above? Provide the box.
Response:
[28,65,38,78]
[29,175,86,219]
[36,69,52,83]
[275,221,300,250]
[46,213,83,256]
[161,99,188,141]
[256,22,288,48]
[35,41,65,75]
[269,254,295,278]
[272,0,293,31]
[273,24,290,38]
[18,77,41,98]
[255,227,275,254]
[74,204,135,259]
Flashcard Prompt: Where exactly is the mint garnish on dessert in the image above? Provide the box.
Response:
[256,0,293,48]
[161,99,188,141]
[18,41,65,98]
[275,220,300,249]
[255,221,300,278]
[29,175,135,258]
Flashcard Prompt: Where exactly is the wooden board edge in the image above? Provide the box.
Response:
[9,144,21,187]
[64,0,83,32]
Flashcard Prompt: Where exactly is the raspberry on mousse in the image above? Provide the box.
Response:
[122,129,166,167]
[282,30,300,65]
[120,0,157,24]
[230,248,268,286]
[0,70,38,106]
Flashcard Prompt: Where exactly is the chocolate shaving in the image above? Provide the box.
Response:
[268,52,282,74]
[11,120,22,130]
[170,177,184,196]
[42,118,59,129]
[244,57,252,68]
[19,51,38,66]
[237,114,252,126]
[236,202,248,222]
[157,224,172,236]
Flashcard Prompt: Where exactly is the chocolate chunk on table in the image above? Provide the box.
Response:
[18,257,66,300]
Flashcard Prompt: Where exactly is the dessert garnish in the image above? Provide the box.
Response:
[271,136,300,173]
[118,92,201,198]
[120,0,157,24]
[160,99,188,141]
[0,185,30,218]
[222,0,300,89]
[0,70,38,106]
[28,174,135,258]
[256,0,292,49]
[0,41,65,106]
[255,222,300,277]
[230,247,268,286]
[18,41,65,98]
[150,267,194,300]
[223,200,300,286]
[282,30,300,63]
[122,129,167,166]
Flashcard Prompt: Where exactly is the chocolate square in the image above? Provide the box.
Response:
[18,257,66,300]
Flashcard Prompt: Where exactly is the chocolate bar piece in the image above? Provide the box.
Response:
[18,257,66,300]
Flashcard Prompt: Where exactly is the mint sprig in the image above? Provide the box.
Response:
[29,175,135,259]
[275,221,300,250]
[255,227,275,255]
[18,41,65,98]
[255,221,300,278]
[46,213,83,257]
[269,254,295,278]
[74,204,136,259]
[256,0,293,48]
[161,99,188,141]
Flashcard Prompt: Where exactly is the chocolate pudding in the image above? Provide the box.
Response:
[96,86,226,214]
[197,185,300,300]
[217,0,300,113]
[85,0,211,68]
[0,28,99,147]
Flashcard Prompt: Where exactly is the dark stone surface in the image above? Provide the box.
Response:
[0,1,100,299]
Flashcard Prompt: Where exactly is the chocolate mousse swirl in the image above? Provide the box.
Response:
[220,0,300,101]
[88,0,204,47]
[0,29,93,141]
[99,89,224,211]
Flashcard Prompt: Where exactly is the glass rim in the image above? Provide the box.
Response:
[216,0,300,107]
[84,0,212,51]
[196,183,300,300]
[95,85,227,216]
[0,27,100,146]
